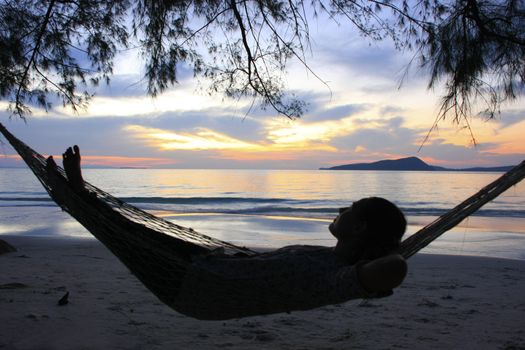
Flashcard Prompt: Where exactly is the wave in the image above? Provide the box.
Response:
[0,196,291,204]
[0,197,52,202]
[120,196,292,205]
[162,206,525,218]
[1,196,524,218]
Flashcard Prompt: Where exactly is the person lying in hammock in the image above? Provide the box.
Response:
[48,145,408,318]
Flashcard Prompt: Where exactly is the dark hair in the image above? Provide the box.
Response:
[346,197,406,262]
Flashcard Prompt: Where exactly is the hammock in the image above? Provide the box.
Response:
[1,122,524,320]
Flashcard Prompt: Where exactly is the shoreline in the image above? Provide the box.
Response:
[1,235,525,349]
[2,206,525,260]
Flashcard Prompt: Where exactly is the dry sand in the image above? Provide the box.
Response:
[1,235,524,350]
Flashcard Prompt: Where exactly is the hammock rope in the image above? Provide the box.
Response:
[1,122,524,320]
[399,162,525,258]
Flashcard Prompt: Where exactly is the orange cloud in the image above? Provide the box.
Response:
[125,125,262,151]
[124,124,338,155]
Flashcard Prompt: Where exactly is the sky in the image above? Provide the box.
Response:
[1,14,524,169]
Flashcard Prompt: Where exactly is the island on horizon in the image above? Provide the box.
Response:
[320,157,516,172]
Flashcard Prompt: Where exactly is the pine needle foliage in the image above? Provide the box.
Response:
[0,0,523,122]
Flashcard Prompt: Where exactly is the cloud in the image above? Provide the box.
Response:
[45,69,247,119]
[147,110,268,143]
[379,105,406,117]
[93,62,198,99]
[92,74,147,98]
[305,103,367,122]
[3,104,523,169]
[331,116,419,151]
[125,123,337,153]
[125,125,263,151]
[496,109,525,129]
[0,117,153,157]
[315,33,406,81]
[354,145,366,153]
[264,117,354,147]
[313,113,524,169]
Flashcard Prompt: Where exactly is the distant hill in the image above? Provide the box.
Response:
[320,157,515,172]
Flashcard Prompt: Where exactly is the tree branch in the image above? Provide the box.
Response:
[15,0,56,114]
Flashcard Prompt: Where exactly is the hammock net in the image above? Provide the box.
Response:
[1,122,524,320]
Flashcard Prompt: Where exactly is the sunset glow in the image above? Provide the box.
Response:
[124,124,339,155]
[125,125,263,151]
[1,18,523,169]
[77,155,173,168]
[265,118,355,146]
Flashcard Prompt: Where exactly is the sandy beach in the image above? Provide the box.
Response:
[1,235,524,350]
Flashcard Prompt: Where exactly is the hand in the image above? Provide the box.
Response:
[356,253,407,293]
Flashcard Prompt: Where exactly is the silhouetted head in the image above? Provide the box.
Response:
[329,197,406,264]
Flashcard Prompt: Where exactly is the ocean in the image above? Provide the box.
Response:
[1,168,524,259]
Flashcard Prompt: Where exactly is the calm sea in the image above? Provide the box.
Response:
[1,168,524,258]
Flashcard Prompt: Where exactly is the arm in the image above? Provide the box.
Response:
[356,253,407,293]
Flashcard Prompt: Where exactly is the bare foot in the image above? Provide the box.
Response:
[63,145,85,192]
